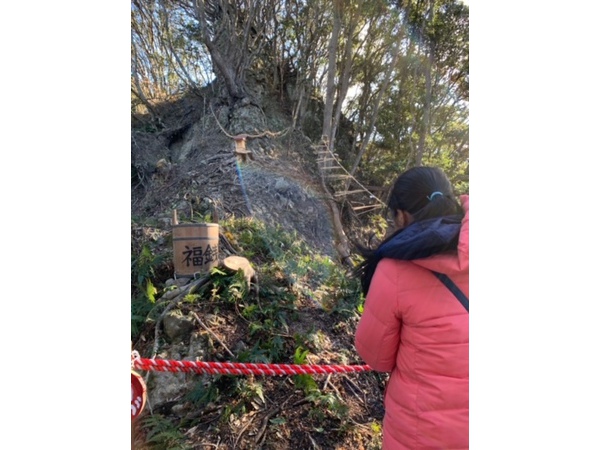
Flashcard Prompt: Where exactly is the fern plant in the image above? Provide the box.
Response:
[131,244,165,339]
[140,414,189,450]
[292,346,319,394]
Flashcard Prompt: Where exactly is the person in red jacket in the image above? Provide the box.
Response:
[354,166,469,449]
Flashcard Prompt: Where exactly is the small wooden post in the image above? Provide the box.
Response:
[233,135,253,162]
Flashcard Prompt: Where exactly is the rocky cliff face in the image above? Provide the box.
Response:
[132,89,336,253]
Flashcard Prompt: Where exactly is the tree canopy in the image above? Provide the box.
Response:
[132,0,469,193]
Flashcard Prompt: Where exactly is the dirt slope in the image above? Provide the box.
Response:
[131,92,386,449]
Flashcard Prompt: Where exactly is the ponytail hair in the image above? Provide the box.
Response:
[353,166,464,295]
[386,166,462,222]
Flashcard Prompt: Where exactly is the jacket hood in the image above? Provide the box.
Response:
[411,194,469,275]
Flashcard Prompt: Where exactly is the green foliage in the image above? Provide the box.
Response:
[186,375,266,422]
[186,379,220,407]
[223,216,363,317]
[207,268,250,303]
[270,416,287,426]
[293,346,319,395]
[368,420,384,449]
[229,217,294,262]
[371,421,382,433]
[131,216,377,443]
[182,292,201,304]
[146,280,158,303]
[357,298,365,315]
[238,378,266,406]
[131,245,166,338]
[236,342,272,364]
[133,244,165,291]
[290,346,350,421]
[293,346,310,364]
[140,414,189,450]
[308,390,349,420]
[323,266,363,318]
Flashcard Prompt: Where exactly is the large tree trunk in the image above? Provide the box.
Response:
[330,13,358,150]
[321,0,342,150]
[193,0,249,101]
[347,39,402,186]
[206,39,247,100]
[415,49,434,167]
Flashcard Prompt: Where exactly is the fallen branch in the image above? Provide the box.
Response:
[342,374,368,408]
[219,232,240,256]
[307,432,321,450]
[182,405,222,425]
[189,311,236,359]
[254,398,309,447]
[322,373,332,391]
[233,411,258,449]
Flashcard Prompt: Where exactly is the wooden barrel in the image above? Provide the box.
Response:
[172,223,219,277]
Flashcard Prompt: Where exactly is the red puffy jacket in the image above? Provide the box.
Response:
[355,195,469,449]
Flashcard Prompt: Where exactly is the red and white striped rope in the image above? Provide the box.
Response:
[133,357,372,376]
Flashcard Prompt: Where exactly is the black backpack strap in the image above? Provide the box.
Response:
[431,271,469,312]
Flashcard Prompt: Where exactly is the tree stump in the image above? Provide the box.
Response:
[222,256,257,289]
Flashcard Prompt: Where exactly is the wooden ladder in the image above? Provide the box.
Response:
[314,141,386,216]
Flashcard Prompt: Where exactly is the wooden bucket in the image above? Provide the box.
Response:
[131,370,147,421]
[172,223,219,277]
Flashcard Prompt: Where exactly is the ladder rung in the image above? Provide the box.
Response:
[319,165,345,171]
[334,190,365,196]
[324,174,350,180]
[351,205,380,211]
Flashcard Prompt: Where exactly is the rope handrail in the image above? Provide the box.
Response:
[133,357,372,376]
[210,104,291,140]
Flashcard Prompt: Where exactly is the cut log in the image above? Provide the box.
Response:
[222,256,256,289]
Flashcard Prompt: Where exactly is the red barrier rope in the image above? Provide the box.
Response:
[133,357,372,376]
